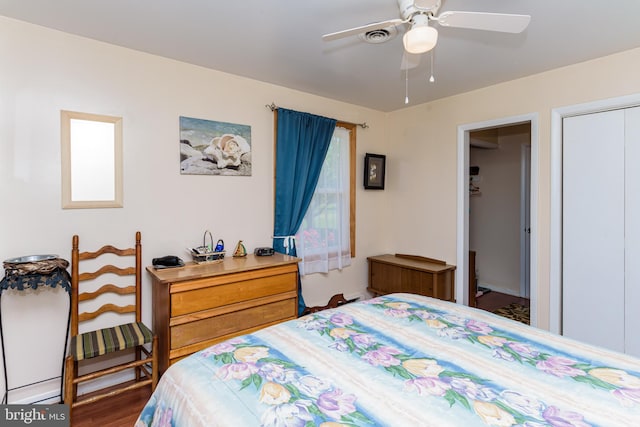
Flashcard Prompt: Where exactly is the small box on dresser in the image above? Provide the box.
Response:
[148,253,299,375]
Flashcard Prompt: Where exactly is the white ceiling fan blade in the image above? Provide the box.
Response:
[401,51,422,70]
[436,11,531,33]
[322,18,404,41]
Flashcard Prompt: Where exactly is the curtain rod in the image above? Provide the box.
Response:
[265,102,369,129]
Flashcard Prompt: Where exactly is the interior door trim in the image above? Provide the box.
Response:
[456,113,539,327]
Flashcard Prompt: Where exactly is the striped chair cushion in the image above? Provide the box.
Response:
[70,322,153,361]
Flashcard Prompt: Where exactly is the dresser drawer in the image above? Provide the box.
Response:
[171,269,297,317]
[170,297,296,349]
[149,253,300,375]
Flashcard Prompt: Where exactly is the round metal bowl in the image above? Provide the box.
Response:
[3,254,59,264]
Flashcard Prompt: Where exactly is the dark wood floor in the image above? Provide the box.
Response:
[71,291,529,425]
[475,290,530,312]
[72,383,151,427]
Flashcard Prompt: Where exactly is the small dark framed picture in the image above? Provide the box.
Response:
[364,153,386,190]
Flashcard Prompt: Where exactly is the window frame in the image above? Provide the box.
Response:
[273,116,356,258]
[340,121,356,258]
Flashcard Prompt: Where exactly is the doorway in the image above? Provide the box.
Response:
[469,125,531,301]
[456,113,539,327]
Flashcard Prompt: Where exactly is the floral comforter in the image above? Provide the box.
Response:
[136,293,640,426]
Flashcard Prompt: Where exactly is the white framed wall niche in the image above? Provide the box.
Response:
[61,110,123,209]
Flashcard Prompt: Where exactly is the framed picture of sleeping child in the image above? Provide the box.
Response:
[364,153,386,190]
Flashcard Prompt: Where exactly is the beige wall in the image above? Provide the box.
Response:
[387,46,640,331]
[0,17,389,401]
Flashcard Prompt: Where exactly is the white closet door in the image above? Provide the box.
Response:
[562,110,625,352]
[625,106,640,357]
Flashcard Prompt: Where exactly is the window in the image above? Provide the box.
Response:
[296,122,356,275]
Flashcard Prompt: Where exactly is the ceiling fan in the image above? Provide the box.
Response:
[322,0,531,69]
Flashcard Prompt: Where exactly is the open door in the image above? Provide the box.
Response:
[457,113,538,326]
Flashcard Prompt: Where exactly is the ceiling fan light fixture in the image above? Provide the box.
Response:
[403,24,438,54]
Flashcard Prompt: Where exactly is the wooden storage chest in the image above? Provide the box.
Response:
[367,254,455,302]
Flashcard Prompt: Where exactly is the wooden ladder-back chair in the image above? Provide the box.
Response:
[64,231,157,415]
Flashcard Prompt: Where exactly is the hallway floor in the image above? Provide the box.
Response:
[475,290,529,313]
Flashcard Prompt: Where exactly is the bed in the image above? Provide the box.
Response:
[135,293,640,426]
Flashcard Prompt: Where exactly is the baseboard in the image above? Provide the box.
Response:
[7,370,135,405]
[8,378,62,404]
[477,283,522,298]
[76,370,135,397]
[343,292,367,302]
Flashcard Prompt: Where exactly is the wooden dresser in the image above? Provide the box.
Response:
[148,253,299,374]
[367,254,456,302]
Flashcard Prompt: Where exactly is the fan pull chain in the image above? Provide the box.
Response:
[429,50,435,83]
[404,68,409,104]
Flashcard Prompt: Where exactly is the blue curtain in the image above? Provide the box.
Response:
[272,108,337,316]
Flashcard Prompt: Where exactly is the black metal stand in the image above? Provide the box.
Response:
[0,268,71,404]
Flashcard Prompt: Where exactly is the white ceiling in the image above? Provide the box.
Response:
[2,0,640,112]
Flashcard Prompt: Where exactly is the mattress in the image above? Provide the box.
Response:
[135,293,640,426]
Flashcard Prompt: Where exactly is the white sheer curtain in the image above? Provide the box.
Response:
[295,126,351,275]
